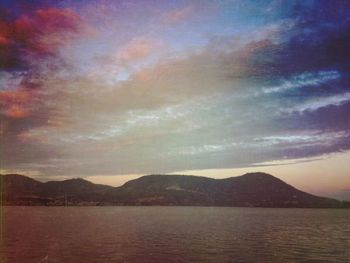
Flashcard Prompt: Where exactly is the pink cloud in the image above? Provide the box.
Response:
[0,8,94,119]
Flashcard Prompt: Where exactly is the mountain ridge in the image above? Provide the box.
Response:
[1,172,349,208]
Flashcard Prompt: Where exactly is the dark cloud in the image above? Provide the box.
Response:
[0,3,90,174]
[0,6,85,71]
[231,0,350,79]
[0,4,87,116]
[232,0,350,147]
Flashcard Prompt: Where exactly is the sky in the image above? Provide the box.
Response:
[0,0,350,200]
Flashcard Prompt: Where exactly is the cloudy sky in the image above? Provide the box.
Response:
[1,0,350,199]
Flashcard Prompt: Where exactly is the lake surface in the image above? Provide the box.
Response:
[1,207,349,262]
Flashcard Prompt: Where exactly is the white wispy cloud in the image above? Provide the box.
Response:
[286,92,350,113]
[255,131,349,148]
[262,70,340,94]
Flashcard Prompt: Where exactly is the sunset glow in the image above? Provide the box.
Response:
[1,0,350,200]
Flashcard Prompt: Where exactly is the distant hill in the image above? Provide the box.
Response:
[1,173,349,208]
[1,174,113,206]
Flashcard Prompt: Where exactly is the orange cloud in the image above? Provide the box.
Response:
[0,20,11,45]
[5,105,28,118]
[0,35,10,45]
[0,89,31,118]
[164,5,194,24]
[118,38,163,63]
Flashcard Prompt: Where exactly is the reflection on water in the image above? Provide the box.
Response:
[1,207,349,262]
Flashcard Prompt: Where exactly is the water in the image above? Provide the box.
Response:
[1,207,349,262]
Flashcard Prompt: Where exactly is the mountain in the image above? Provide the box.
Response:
[108,173,349,207]
[1,174,42,203]
[1,173,349,208]
[0,174,113,205]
